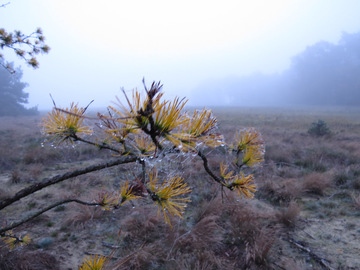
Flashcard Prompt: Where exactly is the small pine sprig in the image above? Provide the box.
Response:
[231,128,265,168]
[220,162,257,198]
[79,254,107,270]
[152,97,188,136]
[242,146,264,168]
[226,173,257,198]
[41,102,92,144]
[130,134,156,156]
[109,89,158,131]
[95,190,119,211]
[232,128,264,152]
[95,181,141,210]
[97,111,134,144]
[1,231,31,250]
[147,169,191,227]
[169,108,224,151]
[118,181,141,206]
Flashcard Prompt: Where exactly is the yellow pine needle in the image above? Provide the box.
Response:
[41,103,92,144]
[110,90,165,129]
[130,134,156,156]
[98,116,136,144]
[109,90,150,128]
[153,97,188,135]
[104,128,129,144]
[242,146,264,168]
[147,170,191,227]
[79,254,107,270]
[21,234,31,245]
[95,191,118,211]
[186,109,217,138]
[2,232,31,250]
[169,109,223,151]
[164,133,196,152]
[227,173,257,199]
[233,128,264,152]
[119,89,147,117]
[118,181,140,205]
[220,162,234,181]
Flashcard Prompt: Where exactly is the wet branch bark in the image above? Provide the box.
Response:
[197,150,224,185]
[0,199,100,235]
[0,155,138,211]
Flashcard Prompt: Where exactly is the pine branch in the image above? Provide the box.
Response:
[0,199,100,234]
[0,155,138,211]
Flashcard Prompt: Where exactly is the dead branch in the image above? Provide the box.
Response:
[288,238,335,270]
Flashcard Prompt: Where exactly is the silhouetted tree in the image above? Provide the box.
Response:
[0,61,38,116]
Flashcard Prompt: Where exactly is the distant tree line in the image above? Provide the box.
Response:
[288,31,360,106]
[192,30,360,107]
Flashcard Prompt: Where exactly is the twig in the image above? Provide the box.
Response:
[102,242,121,249]
[0,199,100,234]
[288,238,334,270]
[166,230,192,260]
[112,243,146,269]
[197,150,223,185]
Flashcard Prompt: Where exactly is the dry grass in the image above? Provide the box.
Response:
[257,177,303,204]
[175,215,222,253]
[352,193,360,210]
[281,258,307,270]
[63,204,102,228]
[276,200,301,228]
[0,246,59,270]
[215,194,279,268]
[111,244,159,270]
[0,187,10,201]
[302,172,331,195]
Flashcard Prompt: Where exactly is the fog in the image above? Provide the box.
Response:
[1,0,360,110]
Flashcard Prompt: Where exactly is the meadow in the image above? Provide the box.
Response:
[0,106,360,270]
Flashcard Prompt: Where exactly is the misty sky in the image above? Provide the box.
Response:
[1,0,360,110]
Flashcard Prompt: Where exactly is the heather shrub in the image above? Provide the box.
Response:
[303,172,331,195]
[276,200,301,227]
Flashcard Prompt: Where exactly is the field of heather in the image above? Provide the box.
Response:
[1,107,360,270]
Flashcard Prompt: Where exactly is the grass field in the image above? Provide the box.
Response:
[0,107,360,270]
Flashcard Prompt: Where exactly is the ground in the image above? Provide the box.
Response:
[0,107,359,269]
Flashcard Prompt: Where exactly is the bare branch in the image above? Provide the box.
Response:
[197,150,224,186]
[0,155,138,211]
[0,198,101,234]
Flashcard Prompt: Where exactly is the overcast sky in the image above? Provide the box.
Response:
[1,0,360,110]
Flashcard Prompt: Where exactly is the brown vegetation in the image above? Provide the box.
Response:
[0,107,360,269]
